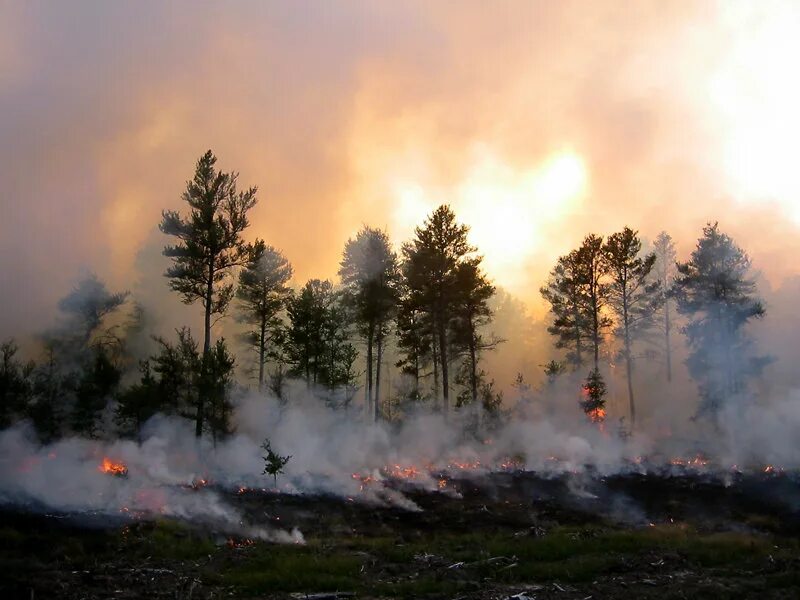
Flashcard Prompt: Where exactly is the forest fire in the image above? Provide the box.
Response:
[385,464,421,479]
[191,477,211,490]
[446,459,482,471]
[226,537,255,549]
[98,457,128,477]
[351,472,378,491]
[669,455,711,469]
[587,407,606,423]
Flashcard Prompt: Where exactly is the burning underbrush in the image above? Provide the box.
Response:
[3,413,800,598]
[4,459,800,599]
[3,389,800,600]
[2,406,799,534]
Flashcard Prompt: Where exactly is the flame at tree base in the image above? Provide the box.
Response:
[98,457,128,477]
[587,407,606,423]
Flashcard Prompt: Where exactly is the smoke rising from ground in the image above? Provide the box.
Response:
[3,376,800,530]
[2,2,800,538]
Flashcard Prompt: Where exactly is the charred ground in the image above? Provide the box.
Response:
[2,469,800,599]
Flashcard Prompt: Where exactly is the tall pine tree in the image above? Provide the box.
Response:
[401,205,474,418]
[338,226,400,421]
[160,150,257,437]
[236,240,293,392]
[653,231,677,382]
[673,223,768,425]
[602,227,661,429]
[451,257,496,423]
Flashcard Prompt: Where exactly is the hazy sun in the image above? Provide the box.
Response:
[709,2,800,223]
[392,147,588,293]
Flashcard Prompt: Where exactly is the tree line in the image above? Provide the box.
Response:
[540,223,767,431]
[0,151,499,442]
[0,150,769,443]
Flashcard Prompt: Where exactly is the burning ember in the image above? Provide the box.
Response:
[499,456,525,471]
[386,464,421,479]
[587,407,606,423]
[447,459,482,471]
[191,477,211,489]
[226,537,256,549]
[98,457,128,477]
[351,472,378,491]
[669,454,710,468]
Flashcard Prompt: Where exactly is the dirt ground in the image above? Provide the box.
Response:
[2,470,800,599]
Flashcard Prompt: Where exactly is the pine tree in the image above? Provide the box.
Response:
[450,257,496,423]
[150,327,202,418]
[160,150,257,437]
[581,369,607,422]
[401,205,474,417]
[56,274,129,352]
[285,279,332,386]
[540,249,590,368]
[0,340,34,429]
[673,223,768,424]
[576,234,610,372]
[285,279,358,404]
[261,439,291,485]
[602,227,661,429]
[236,240,293,392]
[394,298,433,403]
[203,338,236,443]
[338,227,400,421]
[541,235,611,371]
[71,347,121,437]
[29,344,62,442]
[653,231,677,381]
[115,360,160,442]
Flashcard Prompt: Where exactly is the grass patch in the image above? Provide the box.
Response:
[222,542,362,592]
[219,524,784,596]
[120,519,216,560]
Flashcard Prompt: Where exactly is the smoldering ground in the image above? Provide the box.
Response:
[3,375,800,533]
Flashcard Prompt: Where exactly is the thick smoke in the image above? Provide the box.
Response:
[3,370,799,532]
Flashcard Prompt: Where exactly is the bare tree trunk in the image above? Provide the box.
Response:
[622,284,636,430]
[625,332,635,429]
[438,316,449,419]
[375,326,383,422]
[431,321,440,405]
[469,323,480,430]
[197,262,214,438]
[592,302,600,372]
[366,324,374,423]
[573,304,583,368]
[664,295,672,382]
[258,316,266,392]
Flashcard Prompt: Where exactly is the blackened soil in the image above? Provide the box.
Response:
[2,470,800,599]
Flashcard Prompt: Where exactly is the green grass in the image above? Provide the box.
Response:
[0,514,795,598]
[118,519,216,560]
[217,524,786,596]
[222,542,363,592]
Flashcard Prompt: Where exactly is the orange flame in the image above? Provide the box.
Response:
[669,455,710,468]
[587,407,606,423]
[351,472,377,491]
[98,457,128,476]
[386,464,420,479]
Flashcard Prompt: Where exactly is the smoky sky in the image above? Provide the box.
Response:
[2,1,800,341]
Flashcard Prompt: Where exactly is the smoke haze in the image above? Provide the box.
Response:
[3,2,800,531]
[3,2,800,337]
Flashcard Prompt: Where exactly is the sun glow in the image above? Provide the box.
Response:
[391,147,588,292]
[709,3,800,224]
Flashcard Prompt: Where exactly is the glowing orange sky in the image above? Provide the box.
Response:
[2,1,800,336]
